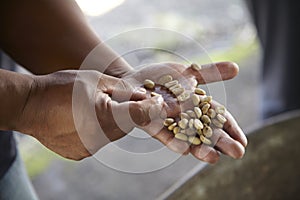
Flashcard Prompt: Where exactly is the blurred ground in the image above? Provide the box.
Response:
[16,0,261,199]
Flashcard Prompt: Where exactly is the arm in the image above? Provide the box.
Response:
[0,0,131,77]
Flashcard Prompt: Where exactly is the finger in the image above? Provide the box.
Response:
[210,101,248,147]
[151,128,190,155]
[212,128,245,159]
[190,144,220,164]
[110,96,165,134]
[223,111,248,147]
[98,74,147,102]
[183,62,239,84]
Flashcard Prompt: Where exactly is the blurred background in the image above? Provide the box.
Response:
[16,0,261,199]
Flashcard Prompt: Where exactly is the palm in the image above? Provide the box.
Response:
[122,62,247,163]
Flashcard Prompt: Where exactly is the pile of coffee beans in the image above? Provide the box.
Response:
[143,63,227,146]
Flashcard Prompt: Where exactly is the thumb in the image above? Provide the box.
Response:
[98,74,146,102]
[111,96,165,133]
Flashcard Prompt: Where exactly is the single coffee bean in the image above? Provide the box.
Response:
[186,110,196,118]
[216,114,227,124]
[212,119,223,128]
[165,80,178,88]
[168,122,177,131]
[144,79,155,89]
[203,126,213,138]
[201,115,211,124]
[189,119,194,129]
[151,92,161,97]
[180,112,190,120]
[164,118,174,126]
[175,133,188,141]
[194,107,202,118]
[173,127,180,134]
[158,75,173,85]
[201,103,210,114]
[177,92,190,102]
[215,105,226,114]
[172,87,184,96]
[191,63,201,71]
[195,88,206,95]
[202,96,212,103]
[169,83,181,91]
[207,108,216,118]
[178,118,188,129]
[194,118,204,130]
[191,94,201,106]
[199,101,208,108]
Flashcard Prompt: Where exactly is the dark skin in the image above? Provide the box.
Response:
[0,0,247,163]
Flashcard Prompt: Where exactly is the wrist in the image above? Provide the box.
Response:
[0,70,36,131]
[13,74,39,134]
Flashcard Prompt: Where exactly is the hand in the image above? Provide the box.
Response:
[17,70,163,160]
[122,62,248,164]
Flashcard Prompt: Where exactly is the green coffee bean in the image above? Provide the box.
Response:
[191,94,200,106]
[201,115,211,124]
[216,114,227,124]
[195,88,206,95]
[172,87,184,96]
[158,75,173,85]
[165,80,178,88]
[177,92,190,102]
[168,122,177,131]
[199,101,208,108]
[178,118,188,129]
[180,112,190,120]
[164,118,174,126]
[191,63,201,71]
[151,92,161,97]
[175,133,188,141]
[212,119,223,128]
[203,126,213,138]
[144,79,155,89]
[194,107,202,118]
[200,135,212,145]
[215,105,226,114]
[201,103,210,114]
[202,96,212,103]
[169,83,181,91]
[186,110,196,118]
[207,108,216,118]
[194,119,204,130]
[173,127,180,134]
[188,136,201,145]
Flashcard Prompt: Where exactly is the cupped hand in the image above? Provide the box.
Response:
[122,62,247,163]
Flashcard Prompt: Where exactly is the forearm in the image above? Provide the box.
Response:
[0,0,132,76]
[0,69,34,130]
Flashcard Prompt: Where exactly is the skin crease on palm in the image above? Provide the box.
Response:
[117,62,248,164]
